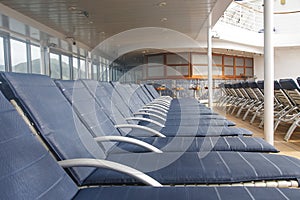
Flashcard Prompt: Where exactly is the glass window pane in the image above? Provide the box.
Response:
[148,55,164,64]
[9,18,26,35]
[79,59,86,78]
[246,68,253,76]
[236,67,244,76]
[193,65,208,76]
[73,57,79,80]
[213,66,222,76]
[92,64,98,80]
[166,66,188,76]
[245,58,253,67]
[166,53,189,65]
[236,58,244,66]
[50,53,60,79]
[0,38,5,71]
[99,63,103,81]
[224,67,233,75]
[224,56,233,66]
[192,54,207,64]
[148,66,164,77]
[61,55,70,80]
[11,39,27,73]
[212,55,222,65]
[31,45,41,74]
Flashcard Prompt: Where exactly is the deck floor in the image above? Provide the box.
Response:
[215,107,300,159]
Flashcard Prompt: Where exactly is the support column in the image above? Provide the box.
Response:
[264,0,274,145]
[207,12,213,109]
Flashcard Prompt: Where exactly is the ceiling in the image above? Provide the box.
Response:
[0,0,230,50]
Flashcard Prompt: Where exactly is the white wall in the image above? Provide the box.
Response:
[254,47,300,80]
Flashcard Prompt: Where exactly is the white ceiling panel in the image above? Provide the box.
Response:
[0,0,232,49]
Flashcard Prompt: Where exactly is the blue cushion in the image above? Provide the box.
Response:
[85,151,300,185]
[74,186,300,200]
[279,79,300,91]
[0,91,78,199]
[257,81,264,89]
[0,72,106,185]
[248,82,259,89]
[113,137,278,153]
[274,81,282,90]
[144,84,160,99]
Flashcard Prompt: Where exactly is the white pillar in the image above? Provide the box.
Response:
[207,12,213,109]
[264,0,274,145]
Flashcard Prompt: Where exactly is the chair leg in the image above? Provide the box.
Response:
[250,112,257,124]
[274,120,281,132]
[242,106,253,120]
[284,122,298,142]
[258,119,264,128]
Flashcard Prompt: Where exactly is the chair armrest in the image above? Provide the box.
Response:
[115,124,166,137]
[139,108,167,115]
[94,136,162,153]
[58,159,162,187]
[145,103,169,110]
[125,117,165,128]
[133,112,166,122]
[143,105,168,113]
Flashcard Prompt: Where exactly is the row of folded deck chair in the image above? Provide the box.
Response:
[1,72,300,199]
[218,78,300,141]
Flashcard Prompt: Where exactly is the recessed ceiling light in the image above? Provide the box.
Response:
[158,2,167,7]
[88,21,93,24]
[68,6,77,11]
[160,18,167,22]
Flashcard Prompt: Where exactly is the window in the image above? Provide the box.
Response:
[193,65,207,76]
[236,67,245,76]
[166,53,189,65]
[61,55,70,80]
[92,64,98,80]
[79,59,86,79]
[31,44,41,74]
[0,37,5,71]
[224,56,234,76]
[11,39,27,73]
[50,53,60,79]
[212,55,222,65]
[73,57,79,80]
[192,53,207,64]
[148,55,164,64]
[213,66,222,76]
[236,57,244,66]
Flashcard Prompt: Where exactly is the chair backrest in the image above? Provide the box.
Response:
[0,91,78,199]
[248,82,264,101]
[130,83,152,105]
[144,84,160,99]
[274,80,294,107]
[243,82,259,100]
[56,80,122,153]
[279,79,300,107]
[238,82,251,99]
[141,84,157,101]
[232,83,245,98]
[257,81,264,92]
[82,80,133,125]
[111,82,145,113]
[296,77,300,88]
[0,72,107,185]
